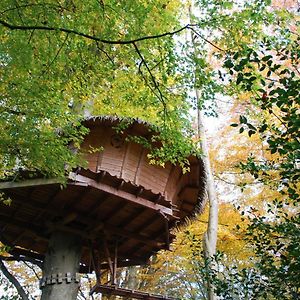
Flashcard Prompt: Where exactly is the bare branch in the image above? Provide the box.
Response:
[0,19,193,45]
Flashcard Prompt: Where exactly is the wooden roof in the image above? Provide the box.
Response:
[0,117,205,272]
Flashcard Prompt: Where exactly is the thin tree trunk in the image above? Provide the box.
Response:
[189,4,219,300]
[41,231,82,300]
[0,258,30,300]
[197,99,218,300]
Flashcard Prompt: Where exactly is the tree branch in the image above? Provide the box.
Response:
[133,42,167,111]
[23,261,41,280]
[0,258,30,300]
[190,27,225,52]
[44,32,69,73]
[0,3,68,16]
[95,41,115,65]
[0,19,192,45]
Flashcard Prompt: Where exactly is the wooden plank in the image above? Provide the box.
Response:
[120,143,130,178]
[163,165,174,196]
[69,173,175,218]
[134,147,145,186]
[91,201,128,224]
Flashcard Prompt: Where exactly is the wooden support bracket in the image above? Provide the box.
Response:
[40,273,80,288]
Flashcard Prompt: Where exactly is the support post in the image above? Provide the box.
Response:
[41,231,82,300]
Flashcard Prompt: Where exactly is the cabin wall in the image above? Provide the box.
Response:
[81,126,184,203]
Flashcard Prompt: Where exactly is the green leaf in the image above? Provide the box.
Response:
[262,55,272,61]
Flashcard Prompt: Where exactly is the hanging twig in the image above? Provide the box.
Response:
[133,42,167,109]
[95,41,115,65]
[44,32,69,73]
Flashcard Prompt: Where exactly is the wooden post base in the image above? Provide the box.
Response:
[41,231,81,300]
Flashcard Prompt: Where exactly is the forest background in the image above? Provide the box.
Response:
[0,0,299,299]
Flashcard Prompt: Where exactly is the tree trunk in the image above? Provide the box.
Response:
[189,4,219,300]
[197,103,218,300]
[41,231,82,300]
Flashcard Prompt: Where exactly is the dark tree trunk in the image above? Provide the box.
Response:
[41,231,82,300]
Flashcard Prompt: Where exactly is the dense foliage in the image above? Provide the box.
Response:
[0,0,198,180]
[220,26,300,299]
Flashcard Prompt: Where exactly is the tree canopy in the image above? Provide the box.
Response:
[0,0,197,180]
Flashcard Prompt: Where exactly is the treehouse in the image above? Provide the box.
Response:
[0,116,205,300]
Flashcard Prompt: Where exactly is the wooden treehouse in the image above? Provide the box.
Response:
[0,116,205,300]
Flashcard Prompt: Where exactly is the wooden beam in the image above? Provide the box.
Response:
[102,225,165,248]
[113,243,118,285]
[116,207,145,228]
[90,201,127,224]
[0,178,60,189]
[86,193,110,217]
[120,143,130,178]
[69,173,175,217]
[90,242,101,282]
[103,240,114,283]
[9,243,148,275]
[133,147,145,186]
[9,247,44,261]
[62,186,92,211]
[117,213,158,250]
[1,173,177,218]
[1,193,165,248]
[90,284,178,300]
[33,187,62,221]
[8,247,147,274]
[0,214,47,242]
